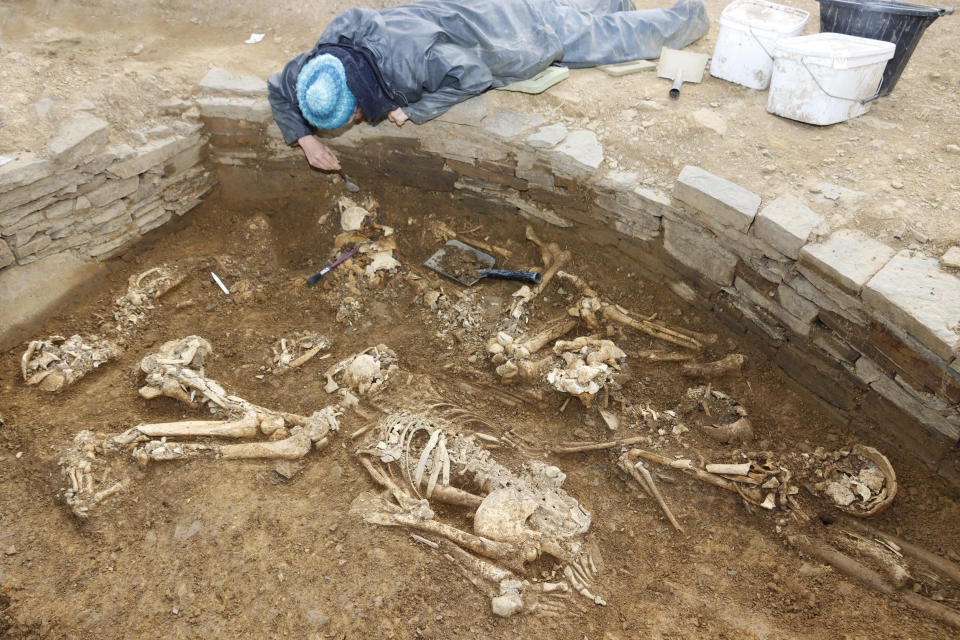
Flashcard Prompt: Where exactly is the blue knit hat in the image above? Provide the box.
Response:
[296,54,358,130]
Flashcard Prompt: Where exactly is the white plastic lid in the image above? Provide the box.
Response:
[773,32,896,69]
[718,0,810,33]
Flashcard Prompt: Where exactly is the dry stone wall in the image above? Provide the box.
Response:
[0,109,215,270]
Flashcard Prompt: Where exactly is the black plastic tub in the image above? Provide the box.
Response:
[816,0,953,95]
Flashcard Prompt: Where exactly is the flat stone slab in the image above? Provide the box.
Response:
[674,165,760,233]
[482,111,547,140]
[800,229,894,294]
[48,112,110,167]
[0,153,52,194]
[196,97,271,122]
[754,195,823,260]
[863,250,960,361]
[525,123,567,149]
[596,59,656,76]
[435,96,487,126]
[497,66,569,94]
[551,129,603,176]
[199,68,266,96]
[0,239,14,269]
[941,246,960,269]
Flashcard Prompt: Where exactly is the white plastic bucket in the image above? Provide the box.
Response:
[767,33,896,125]
[709,0,810,90]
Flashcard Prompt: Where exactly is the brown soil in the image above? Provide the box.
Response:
[1,176,959,638]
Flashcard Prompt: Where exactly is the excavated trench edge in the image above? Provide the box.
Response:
[0,84,957,489]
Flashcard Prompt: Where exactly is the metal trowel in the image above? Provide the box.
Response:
[657,47,709,100]
[424,239,542,287]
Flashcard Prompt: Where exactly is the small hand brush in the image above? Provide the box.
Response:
[306,246,359,285]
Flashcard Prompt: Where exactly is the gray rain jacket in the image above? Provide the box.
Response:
[268,0,708,145]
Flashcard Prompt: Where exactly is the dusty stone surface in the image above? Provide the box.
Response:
[863,250,960,361]
[48,112,110,167]
[941,246,960,269]
[754,195,823,261]
[199,67,267,96]
[550,129,603,176]
[481,110,546,140]
[663,218,736,286]
[674,165,760,234]
[526,123,568,149]
[0,153,52,192]
[800,230,896,294]
[0,239,14,269]
[196,97,272,122]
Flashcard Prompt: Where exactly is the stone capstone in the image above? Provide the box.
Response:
[48,112,110,167]
[800,229,894,294]
[0,153,52,193]
[482,110,546,139]
[674,165,760,234]
[435,95,487,125]
[196,97,271,122]
[199,68,267,96]
[863,250,960,361]
[754,195,823,260]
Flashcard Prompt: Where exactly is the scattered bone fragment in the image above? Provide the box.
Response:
[788,534,960,631]
[112,264,184,334]
[702,417,754,444]
[429,220,511,259]
[618,455,684,533]
[681,353,745,378]
[679,385,753,443]
[21,334,121,392]
[267,331,330,373]
[705,462,752,476]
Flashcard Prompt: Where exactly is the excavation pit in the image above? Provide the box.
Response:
[1,0,958,632]
[1,161,959,637]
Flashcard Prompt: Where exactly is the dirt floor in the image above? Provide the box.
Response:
[1,174,959,639]
[1,0,958,248]
[2,0,960,638]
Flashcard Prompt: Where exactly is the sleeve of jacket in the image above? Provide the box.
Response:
[267,53,315,146]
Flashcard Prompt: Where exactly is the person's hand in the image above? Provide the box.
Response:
[298,135,341,171]
[387,107,408,127]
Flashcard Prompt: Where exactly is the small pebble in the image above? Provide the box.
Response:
[890,180,904,189]
[15,451,22,459]
[4,546,16,555]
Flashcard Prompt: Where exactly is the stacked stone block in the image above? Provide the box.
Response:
[0,111,215,270]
